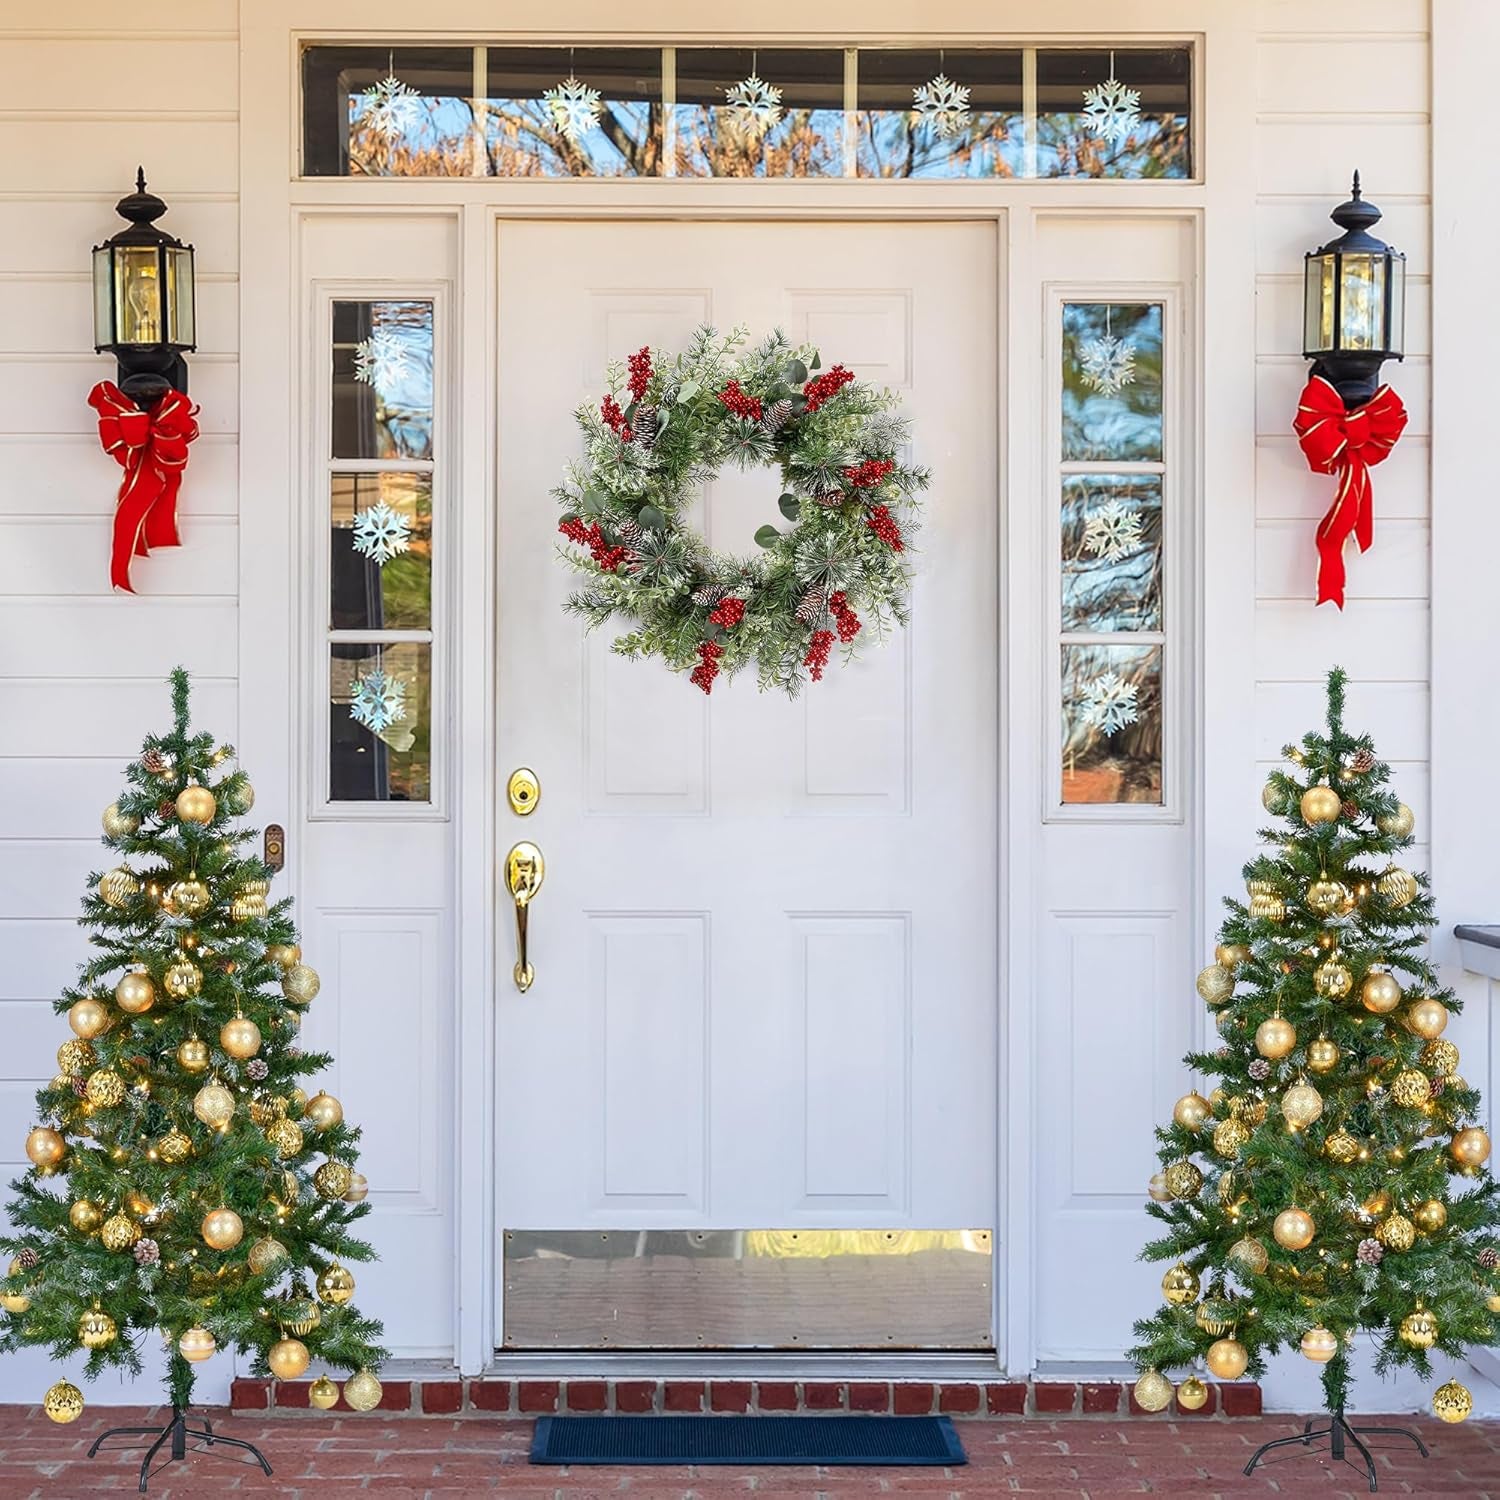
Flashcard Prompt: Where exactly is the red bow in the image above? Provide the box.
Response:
[88,380,199,593]
[1292,375,1407,609]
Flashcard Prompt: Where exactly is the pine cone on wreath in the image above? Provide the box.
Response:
[812,490,848,508]
[633,404,659,448]
[615,519,643,545]
[762,398,794,432]
[795,586,827,624]
[692,584,729,608]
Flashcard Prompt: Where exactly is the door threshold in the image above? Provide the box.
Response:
[489,1351,1005,1381]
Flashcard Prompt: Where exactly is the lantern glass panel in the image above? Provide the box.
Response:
[92,247,115,349]
[165,246,195,346]
[1338,252,1385,352]
[113,245,163,345]
[1304,254,1336,356]
[1387,261,1406,357]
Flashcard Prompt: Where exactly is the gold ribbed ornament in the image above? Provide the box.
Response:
[1379,867,1417,907]
[231,892,267,923]
[1247,879,1286,923]
[98,867,139,909]
[1196,1295,1238,1336]
[1133,1369,1172,1412]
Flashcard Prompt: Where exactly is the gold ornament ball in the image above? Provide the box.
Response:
[1216,943,1252,970]
[98,866,140,909]
[1229,1236,1269,1275]
[1171,1093,1211,1135]
[1197,1294,1239,1336]
[1325,1128,1361,1164]
[229,779,255,814]
[1213,1118,1250,1158]
[1175,1376,1209,1412]
[85,1069,125,1108]
[102,802,139,838]
[265,1118,304,1158]
[177,1038,211,1074]
[100,1213,140,1252]
[1,1290,30,1315]
[249,1095,284,1127]
[1196,964,1234,1006]
[68,998,109,1040]
[1399,1308,1439,1349]
[1422,1039,1460,1078]
[56,1039,95,1075]
[1133,1369,1173,1413]
[179,1326,216,1363]
[1378,803,1415,839]
[268,1337,310,1380]
[167,878,211,917]
[1282,1081,1324,1130]
[69,1199,102,1234]
[1161,1263,1199,1306]
[1363,1189,1393,1218]
[230,893,267,923]
[1147,1171,1172,1203]
[175,784,216,824]
[1306,879,1350,917]
[1379,867,1418,908]
[1433,1380,1473,1424]
[78,1307,117,1349]
[1274,1207,1316,1250]
[1487,1291,1500,1315]
[157,1128,192,1163]
[1361,970,1403,1014]
[115,970,155,1015]
[202,1207,244,1250]
[247,1237,288,1276]
[342,1171,369,1203]
[124,1190,153,1219]
[1300,1326,1339,1363]
[220,1016,262,1060]
[164,959,202,1000]
[1300,785,1342,824]
[266,943,301,971]
[1262,779,1285,813]
[309,1376,340,1410]
[282,963,321,1005]
[1452,1127,1492,1168]
[1162,1161,1203,1200]
[1255,1016,1296,1059]
[278,1294,321,1337]
[1390,1069,1432,1108]
[25,1127,65,1169]
[1376,1213,1417,1252]
[314,1160,353,1200]
[306,1092,343,1131]
[317,1264,356,1306]
[1306,1037,1341,1074]
[43,1380,84,1424]
[193,1082,235,1128]
[1248,889,1287,924]
[1206,1338,1249,1380]
[343,1369,383,1413]
[1314,959,1354,999]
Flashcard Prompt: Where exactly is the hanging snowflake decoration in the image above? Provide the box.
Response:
[349,668,408,734]
[724,74,783,141]
[1082,499,1143,562]
[1079,333,1137,397]
[912,74,971,139]
[351,502,413,567]
[543,75,603,143]
[1078,671,1140,736]
[352,328,409,396]
[357,73,424,142]
[1081,75,1142,145]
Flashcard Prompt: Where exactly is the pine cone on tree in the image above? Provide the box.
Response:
[13,1248,38,1271]
[1341,800,1360,821]
[1479,1247,1499,1271]
[141,749,165,775]
[132,1238,160,1267]
[1350,748,1376,774]
[1357,1238,1384,1266]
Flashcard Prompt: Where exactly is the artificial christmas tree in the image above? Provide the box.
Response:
[1130,668,1499,1486]
[0,670,384,1486]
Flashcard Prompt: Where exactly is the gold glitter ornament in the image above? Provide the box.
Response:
[248,1095,284,1127]
[177,1038,210,1073]
[1413,1199,1447,1234]
[266,1118,304,1158]
[1300,1326,1338,1362]
[167,877,210,917]
[287,1086,307,1115]
[102,802,139,838]
[1196,964,1234,1005]
[179,1326,216,1362]
[98,866,139,909]
[43,1381,84,1424]
[1452,1127,1492,1168]
[100,1213,140,1252]
[247,1237,287,1275]
[69,1199,102,1233]
[1228,1237,1269,1275]
[85,1069,125,1108]
[1162,1161,1203,1200]
[202,1207,244,1250]
[1206,1338,1249,1379]
[1133,1369,1172,1412]
[1379,867,1417,907]
[56,1039,95,1075]
[1300,785,1341,824]
[68,998,109,1040]
[1314,959,1353,999]
[314,1160,353,1200]
[1390,1070,1431,1108]
[1399,1307,1438,1349]
[1,1289,29,1314]
[342,1369,383,1413]
[1255,1016,1296,1059]
[25,1127,65,1169]
[1274,1207,1316,1250]
[78,1306,116,1349]
[163,959,202,1000]
[193,1081,235,1128]
[317,1263,355,1305]
[1281,1081,1324,1130]
[1306,879,1349,916]
[1433,1380,1472,1423]
[114,970,155,1014]
[1262,780,1285,814]
[220,1015,261,1059]
[305,1092,343,1131]
[175,783,216,824]
[1161,1263,1199,1305]
[268,1337,310,1378]
[1307,1037,1340,1074]
[1422,1039,1460,1077]
[1361,969,1403,1014]
[1378,803,1415,838]
[309,1376,339,1410]
[1376,1213,1416,1252]
[1214,1118,1251,1157]
[281,963,320,1005]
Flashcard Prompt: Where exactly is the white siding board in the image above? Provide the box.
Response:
[0,678,236,758]
[0,360,238,436]
[1256,119,1429,197]
[1256,39,1430,115]
[0,2,237,32]
[0,919,86,1001]
[1256,275,1430,357]
[1256,0,1428,31]
[1255,600,1430,682]
[1256,435,1429,522]
[0,760,129,842]
[1257,358,1430,437]
[1255,199,1429,276]
[1255,518,1429,601]
[0,843,103,920]
[0,517,237,597]
[0,600,237,676]
[0,436,238,518]
[0,41,238,112]
[0,121,238,194]
[0,199,238,276]
[1255,681,1429,762]
[0,278,239,357]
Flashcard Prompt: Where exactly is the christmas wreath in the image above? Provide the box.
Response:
[554,327,927,694]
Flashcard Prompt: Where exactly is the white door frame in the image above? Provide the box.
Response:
[238,3,1257,1378]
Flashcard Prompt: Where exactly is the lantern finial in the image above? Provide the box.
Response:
[135,165,146,194]
[1351,169,1361,200]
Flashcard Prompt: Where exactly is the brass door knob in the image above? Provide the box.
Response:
[505,841,545,992]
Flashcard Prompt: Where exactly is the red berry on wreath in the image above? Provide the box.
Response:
[843,459,894,490]
[709,596,746,629]
[866,504,904,551]
[829,591,862,643]
[600,394,633,442]
[716,380,763,422]
[803,365,855,413]
[627,346,653,402]
[804,629,835,682]
[689,639,723,695]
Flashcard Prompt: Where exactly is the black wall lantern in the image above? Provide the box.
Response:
[92,168,196,405]
[1302,171,1406,410]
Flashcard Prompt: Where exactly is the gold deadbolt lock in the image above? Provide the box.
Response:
[507,767,540,816]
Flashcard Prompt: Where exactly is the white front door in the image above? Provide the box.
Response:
[494,220,998,1350]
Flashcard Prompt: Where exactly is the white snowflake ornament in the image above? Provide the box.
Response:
[349,668,408,734]
[351,502,413,567]
[1078,671,1141,736]
[352,329,409,398]
[1079,333,1137,397]
[1081,74,1142,145]
[543,75,603,143]
[358,72,424,142]
[1082,499,1143,563]
[912,73,971,139]
[724,73,783,141]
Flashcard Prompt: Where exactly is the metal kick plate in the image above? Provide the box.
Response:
[502,1229,993,1350]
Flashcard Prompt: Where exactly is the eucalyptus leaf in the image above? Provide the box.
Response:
[581,490,607,516]
[754,524,782,549]
[810,351,822,370]
[785,359,808,386]
[778,494,801,521]
[638,505,666,533]
[678,381,701,401]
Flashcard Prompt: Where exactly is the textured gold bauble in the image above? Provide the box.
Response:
[177,1038,210,1074]
[1377,803,1415,839]
[179,1325,216,1363]
[248,1095,283,1127]
[305,1092,343,1131]
[309,1375,340,1410]
[1422,1039,1460,1078]
[1433,1380,1473,1424]
[342,1171,369,1203]
[1147,1171,1172,1203]
[343,1368,383,1413]
[193,1082,235,1129]
[98,866,140,909]
[1390,1069,1431,1108]
[314,1160,353,1200]
[266,1118,304,1158]
[69,1199,102,1233]
[1255,1017,1296,1059]
[1262,780,1284,814]
[1379,867,1418,908]
[1300,786,1342,824]
[1361,969,1403,1014]
[1282,1081,1324,1130]
[267,1336,310,1379]
[317,1263,356,1305]
[56,1039,95,1075]
[1216,943,1252,970]
[1314,959,1353,999]
[1362,1189,1393,1218]
[85,1069,125,1108]
[220,1016,262,1060]
[230,893,267,923]
[157,1128,192,1164]
[1375,1213,1416,1252]
[68,998,109,1040]
[202,1207,244,1250]
[1206,1338,1249,1380]
[1306,1037,1341,1074]
[1306,879,1350,917]
[25,1126,65,1168]
[43,1380,84,1424]
[114,970,155,1014]
[163,959,202,1000]
[1399,1307,1438,1349]
[1132,1369,1172,1413]
[1213,1118,1250,1157]
[1487,1291,1500,1314]
[1,1290,29,1314]
[1196,1295,1238,1336]
[175,783,216,824]
[1163,1161,1203,1200]
[100,1213,140,1252]
[1325,1128,1361,1164]
[1161,1263,1199,1306]
[1174,1375,1208,1412]
[1301,1326,1339,1363]
[1248,890,1286,924]
[1412,1199,1448,1235]
[227,778,255,814]
[266,943,301,971]
[1452,1127,1492,1167]
[1274,1207,1316,1250]
[278,1294,321,1337]
[167,878,211,917]
[78,1307,117,1349]
[102,802,140,838]
[247,1236,287,1275]
[1196,964,1234,1006]
[287,1087,308,1115]
[282,963,321,1005]
[1228,1236,1269,1275]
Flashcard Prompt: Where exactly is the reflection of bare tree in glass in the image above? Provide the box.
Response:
[486,99,661,177]
[1062,644,1163,805]
[1061,476,1162,634]
[348,98,480,176]
[858,112,1022,179]
[1037,114,1189,179]
[675,109,841,177]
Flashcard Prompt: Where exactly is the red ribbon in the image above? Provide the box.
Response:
[88,380,199,593]
[1292,375,1407,609]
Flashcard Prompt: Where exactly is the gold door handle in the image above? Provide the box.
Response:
[505,841,545,992]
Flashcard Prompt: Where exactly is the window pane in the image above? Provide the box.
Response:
[484,48,662,176]
[331,642,432,802]
[331,472,432,631]
[1062,302,1163,462]
[855,49,1023,179]
[332,300,434,461]
[1061,642,1162,805]
[1061,474,1162,633]
[303,46,479,176]
[674,49,844,177]
[1035,48,1190,179]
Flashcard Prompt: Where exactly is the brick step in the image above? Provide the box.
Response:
[232,1374,1263,1420]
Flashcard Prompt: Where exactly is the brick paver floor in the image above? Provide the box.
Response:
[0,1407,1496,1498]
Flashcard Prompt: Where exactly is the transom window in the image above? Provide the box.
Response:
[302,44,1192,180]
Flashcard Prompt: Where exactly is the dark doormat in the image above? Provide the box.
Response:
[530,1413,966,1466]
